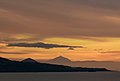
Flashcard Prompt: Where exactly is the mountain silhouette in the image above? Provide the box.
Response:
[0,57,14,64]
[48,56,71,63]
[46,57,120,71]
[0,57,110,72]
[21,58,38,63]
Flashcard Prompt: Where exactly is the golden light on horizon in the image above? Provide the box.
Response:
[0,37,119,62]
[0,0,120,64]
[11,34,33,40]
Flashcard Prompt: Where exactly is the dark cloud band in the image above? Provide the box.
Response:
[7,42,83,49]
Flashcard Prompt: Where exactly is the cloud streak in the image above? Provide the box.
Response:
[101,51,120,54]
[0,51,27,54]
[7,42,83,49]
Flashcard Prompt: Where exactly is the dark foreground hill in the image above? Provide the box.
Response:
[0,57,110,72]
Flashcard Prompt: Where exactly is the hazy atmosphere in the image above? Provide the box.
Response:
[0,0,120,68]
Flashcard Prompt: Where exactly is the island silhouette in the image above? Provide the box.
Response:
[47,56,120,71]
[0,57,110,72]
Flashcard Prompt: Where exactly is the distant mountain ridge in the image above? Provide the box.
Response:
[48,56,71,63]
[0,57,110,72]
[46,56,120,71]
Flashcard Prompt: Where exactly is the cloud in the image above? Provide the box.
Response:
[0,51,27,54]
[101,51,120,54]
[0,0,120,40]
[7,42,83,49]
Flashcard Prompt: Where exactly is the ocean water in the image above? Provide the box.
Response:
[0,72,119,81]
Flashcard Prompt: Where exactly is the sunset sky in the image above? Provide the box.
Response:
[0,0,120,61]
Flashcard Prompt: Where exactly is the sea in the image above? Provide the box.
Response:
[0,72,119,81]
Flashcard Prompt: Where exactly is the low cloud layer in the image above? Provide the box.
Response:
[101,51,120,54]
[7,42,83,49]
[0,51,27,54]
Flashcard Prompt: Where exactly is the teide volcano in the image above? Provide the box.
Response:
[48,56,71,63]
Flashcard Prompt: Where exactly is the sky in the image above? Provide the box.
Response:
[0,0,120,61]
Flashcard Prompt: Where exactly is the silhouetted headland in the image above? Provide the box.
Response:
[0,57,111,72]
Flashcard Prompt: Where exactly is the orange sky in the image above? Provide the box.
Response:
[0,0,120,61]
[0,37,120,61]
